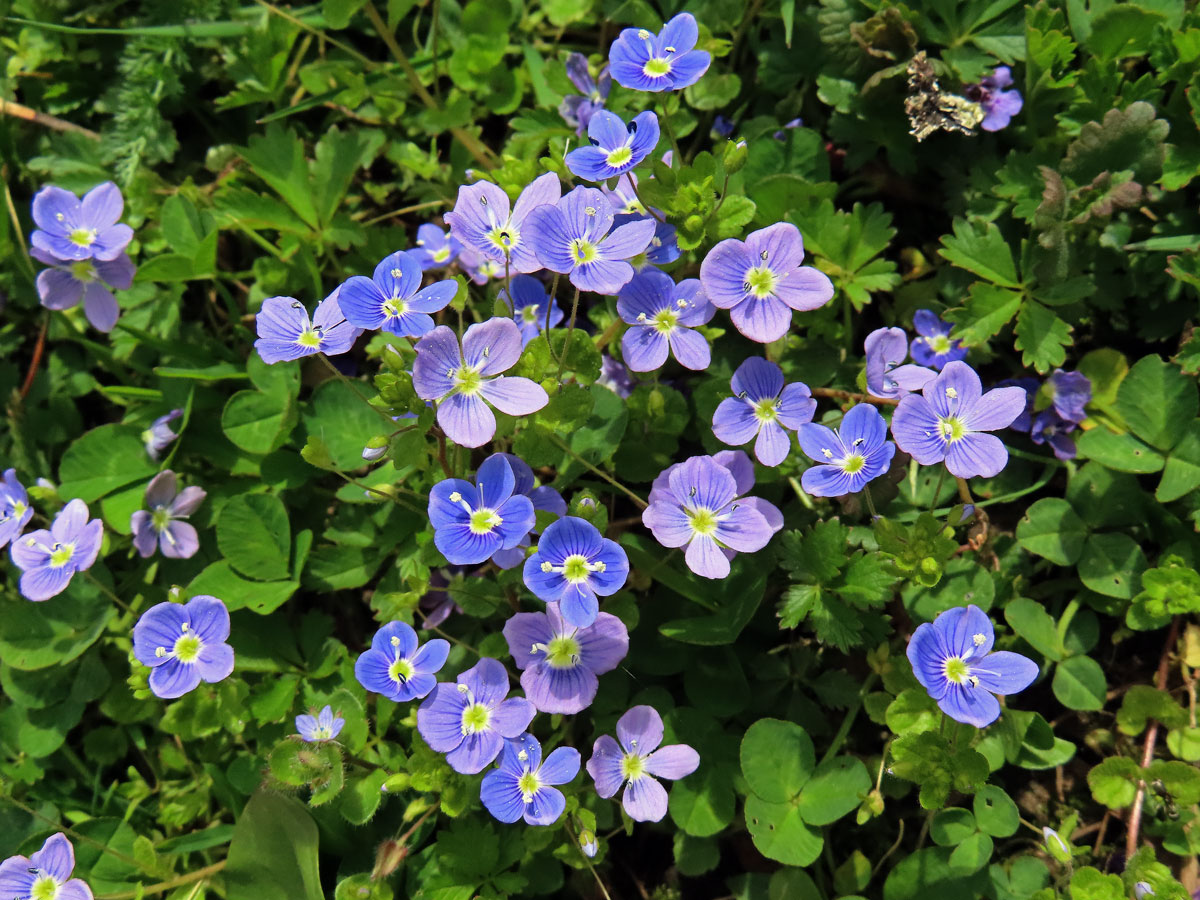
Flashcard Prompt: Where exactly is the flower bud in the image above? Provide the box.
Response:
[371,840,407,879]
[362,435,390,461]
[381,773,409,793]
[578,830,597,858]
[722,139,748,175]
[1042,826,1071,862]
[1134,883,1154,899]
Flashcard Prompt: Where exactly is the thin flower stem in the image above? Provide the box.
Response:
[930,466,947,511]
[96,861,226,900]
[4,795,145,870]
[657,97,683,163]
[818,673,877,765]
[862,484,878,518]
[810,386,898,407]
[315,353,395,426]
[629,177,666,224]
[555,287,582,383]
[870,819,905,879]
[593,316,623,352]
[564,820,615,900]
[397,801,441,844]
[547,434,648,509]
[954,475,974,506]
[83,570,131,613]
[19,311,50,400]
[360,198,447,227]
[544,273,561,355]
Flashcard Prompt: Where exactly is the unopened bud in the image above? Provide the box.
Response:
[371,839,408,879]
[579,829,597,858]
[722,138,748,175]
[381,773,410,793]
[1134,883,1154,899]
[362,435,390,461]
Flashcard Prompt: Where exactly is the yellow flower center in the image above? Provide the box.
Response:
[68,227,97,247]
[388,657,415,683]
[461,702,491,734]
[643,57,672,78]
[943,656,969,684]
[606,145,633,168]
[939,416,966,442]
[570,239,598,265]
[620,752,647,781]
[544,635,581,669]
[173,633,203,664]
[744,265,777,298]
[517,770,541,801]
[48,543,75,568]
[296,328,322,348]
[688,507,718,536]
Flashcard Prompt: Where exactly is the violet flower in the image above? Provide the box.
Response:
[0,833,94,900]
[0,468,33,550]
[910,310,966,369]
[608,14,711,92]
[31,246,134,332]
[31,181,133,262]
[617,269,713,372]
[9,499,102,602]
[444,173,561,275]
[132,595,235,699]
[560,52,611,135]
[131,470,206,559]
[965,66,1024,132]
[864,326,935,399]
[586,705,699,822]
[480,733,580,826]
[711,357,816,466]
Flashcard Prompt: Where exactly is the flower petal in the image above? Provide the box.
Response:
[644,744,700,780]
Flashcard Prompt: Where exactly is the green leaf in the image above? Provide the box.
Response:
[1116,686,1188,736]
[944,283,1022,346]
[1062,102,1169,186]
[225,791,323,900]
[1157,420,1200,501]
[685,72,742,109]
[217,493,292,581]
[1004,596,1064,661]
[1014,301,1071,373]
[1115,355,1198,451]
[241,124,319,229]
[930,808,977,846]
[1146,759,1200,805]
[883,847,990,900]
[1076,348,1128,411]
[744,794,823,866]
[740,718,814,803]
[222,390,297,455]
[939,220,1020,288]
[1086,757,1141,808]
[1052,655,1106,711]
[1068,867,1124,900]
[312,126,382,226]
[1075,428,1164,474]
[796,756,871,825]
[301,379,383,471]
[57,424,157,503]
[188,561,298,615]
[322,0,367,30]
[1015,497,1087,565]
[973,784,1019,838]
[0,577,114,671]
[1077,533,1147,599]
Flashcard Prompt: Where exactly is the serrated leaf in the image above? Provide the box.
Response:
[939,220,1021,288]
[944,283,1022,346]
[1014,302,1071,373]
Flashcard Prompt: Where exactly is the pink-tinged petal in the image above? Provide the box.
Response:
[95,252,136,289]
[730,295,792,343]
[413,326,463,400]
[667,455,737,511]
[644,744,699,780]
[587,734,626,797]
[491,696,536,738]
[641,501,693,548]
[775,265,834,312]
[170,486,207,517]
[512,172,562,226]
[617,705,664,754]
[504,612,555,669]
[577,612,629,673]
[144,470,178,508]
[477,376,548,416]
[131,512,157,558]
[437,393,496,448]
[685,534,730,578]
[623,775,669,822]
[713,503,773,552]
[160,521,199,559]
[945,432,1009,479]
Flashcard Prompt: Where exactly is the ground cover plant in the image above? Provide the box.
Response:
[1,0,1200,898]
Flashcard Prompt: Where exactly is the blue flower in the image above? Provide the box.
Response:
[966,66,1023,132]
[409,223,462,270]
[354,621,449,702]
[523,516,629,628]
[618,269,713,372]
[254,289,361,364]
[480,733,580,825]
[9,499,102,602]
[712,115,736,138]
[132,595,235,699]
[586,705,699,822]
[0,468,33,550]
[501,275,563,347]
[699,223,834,343]
[566,110,660,183]
[31,181,133,262]
[526,187,656,295]
[0,833,94,900]
[1031,409,1077,460]
[31,246,134,332]
[486,453,566,570]
[130,470,206,560]
[445,173,561,275]
[609,14,711,92]
[621,215,680,271]
[457,246,505,285]
[429,454,537,565]
[417,658,535,774]
[1047,369,1091,423]
[891,361,1026,478]
[712,357,816,466]
[864,327,934,399]
[142,409,182,460]
[796,404,896,497]
[412,318,549,448]
[296,705,345,742]
[910,309,967,369]
[996,377,1039,432]
[907,604,1038,727]
[338,250,458,338]
[560,52,611,135]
